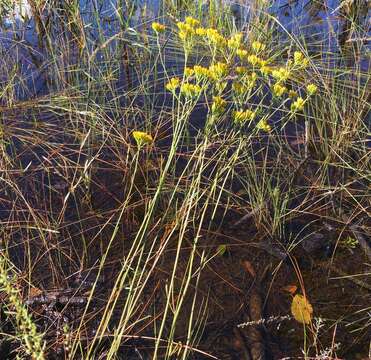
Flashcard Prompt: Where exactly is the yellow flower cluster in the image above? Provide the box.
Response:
[185,16,200,28]
[133,131,153,146]
[291,97,305,112]
[152,22,165,33]
[260,64,271,76]
[233,109,256,123]
[236,48,248,60]
[256,119,271,132]
[251,41,266,53]
[233,72,257,95]
[193,65,212,80]
[205,28,227,46]
[184,63,228,82]
[232,82,244,95]
[247,54,261,67]
[272,67,290,82]
[212,96,227,115]
[209,62,228,80]
[273,83,287,97]
[306,84,317,95]
[195,27,207,37]
[177,17,200,41]
[184,67,195,77]
[166,77,180,92]
[180,83,203,98]
[293,51,309,68]
[228,33,243,50]
[236,48,269,74]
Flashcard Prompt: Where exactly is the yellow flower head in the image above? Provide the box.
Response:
[209,62,228,80]
[291,97,305,112]
[251,41,266,53]
[272,67,290,82]
[233,109,256,123]
[247,54,260,67]
[180,83,202,98]
[165,77,180,92]
[232,82,244,95]
[260,65,271,76]
[256,119,271,132]
[185,16,200,28]
[133,131,153,146]
[228,33,243,50]
[212,96,227,114]
[184,67,195,77]
[272,83,287,97]
[236,48,248,60]
[245,72,257,90]
[195,27,207,37]
[152,22,165,33]
[306,84,317,95]
[206,28,227,47]
[258,59,268,67]
[193,65,212,80]
[177,21,195,41]
[293,51,309,68]
[294,51,304,63]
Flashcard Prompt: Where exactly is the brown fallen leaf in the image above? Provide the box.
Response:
[282,284,298,294]
[241,260,256,278]
[28,287,43,299]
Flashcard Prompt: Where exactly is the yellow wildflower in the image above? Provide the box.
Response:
[132,131,153,146]
[306,84,317,95]
[177,21,194,41]
[195,27,207,37]
[247,54,260,67]
[245,72,257,90]
[215,81,227,93]
[291,97,305,112]
[228,33,243,50]
[178,31,186,41]
[151,22,165,33]
[233,109,256,123]
[236,48,248,60]
[209,62,228,80]
[185,16,200,28]
[256,119,271,132]
[193,65,212,80]
[232,82,244,95]
[293,51,309,68]
[258,59,268,67]
[272,67,290,82]
[184,67,195,77]
[260,65,271,76]
[212,96,227,114]
[180,83,202,98]
[206,28,227,46]
[251,41,266,53]
[272,83,287,97]
[165,77,180,92]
